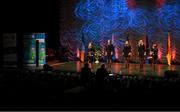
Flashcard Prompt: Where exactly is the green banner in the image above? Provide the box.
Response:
[34,33,46,65]
[23,34,36,65]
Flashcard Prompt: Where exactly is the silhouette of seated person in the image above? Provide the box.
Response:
[43,64,53,71]
[80,63,92,88]
[95,64,109,89]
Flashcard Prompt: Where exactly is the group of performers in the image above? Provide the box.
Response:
[87,39,158,70]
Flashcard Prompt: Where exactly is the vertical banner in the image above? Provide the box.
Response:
[166,32,171,66]
[34,33,46,65]
[3,33,17,67]
[23,34,36,66]
[23,33,46,67]
[80,44,85,62]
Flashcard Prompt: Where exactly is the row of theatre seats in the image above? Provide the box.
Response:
[0,68,179,91]
[0,67,180,109]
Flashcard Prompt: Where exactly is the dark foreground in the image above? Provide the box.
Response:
[0,68,180,111]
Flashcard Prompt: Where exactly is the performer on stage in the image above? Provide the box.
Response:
[105,39,114,69]
[87,42,95,64]
[123,40,132,69]
[138,40,146,69]
[151,44,158,64]
[150,44,158,71]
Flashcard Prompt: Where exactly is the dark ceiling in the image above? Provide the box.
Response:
[1,0,59,32]
[1,0,60,49]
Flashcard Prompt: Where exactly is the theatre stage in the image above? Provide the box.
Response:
[46,61,180,77]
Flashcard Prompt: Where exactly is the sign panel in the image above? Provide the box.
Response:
[34,33,46,65]
[23,33,46,67]
[23,34,36,66]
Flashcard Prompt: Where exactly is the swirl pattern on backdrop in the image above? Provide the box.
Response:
[60,0,180,62]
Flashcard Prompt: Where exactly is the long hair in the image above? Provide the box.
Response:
[138,40,143,46]
[88,42,92,48]
[108,39,111,45]
[125,40,130,46]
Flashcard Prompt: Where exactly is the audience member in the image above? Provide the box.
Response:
[80,63,92,88]
[95,64,109,89]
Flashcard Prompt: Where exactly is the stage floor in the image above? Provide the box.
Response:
[47,61,180,77]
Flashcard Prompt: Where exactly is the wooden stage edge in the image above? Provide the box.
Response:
[47,61,180,77]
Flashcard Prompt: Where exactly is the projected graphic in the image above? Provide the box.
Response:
[74,0,179,38]
[60,0,180,63]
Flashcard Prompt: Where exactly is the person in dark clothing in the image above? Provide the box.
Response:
[138,40,146,69]
[151,44,158,70]
[123,40,132,69]
[151,44,158,64]
[80,63,92,88]
[95,64,109,89]
[87,42,95,64]
[106,40,114,69]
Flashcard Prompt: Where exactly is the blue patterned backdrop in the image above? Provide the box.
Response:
[60,0,180,63]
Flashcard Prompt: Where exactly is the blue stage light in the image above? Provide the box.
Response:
[59,0,180,61]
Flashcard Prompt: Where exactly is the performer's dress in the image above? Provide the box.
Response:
[151,48,158,62]
[138,45,145,58]
[88,47,95,63]
[123,46,131,58]
[106,44,114,61]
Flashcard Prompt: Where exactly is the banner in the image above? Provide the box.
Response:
[34,33,46,65]
[23,34,36,66]
[23,33,46,67]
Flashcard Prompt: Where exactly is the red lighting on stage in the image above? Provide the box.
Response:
[114,63,119,74]
[157,45,162,61]
[76,61,81,73]
[115,46,119,60]
[156,0,165,8]
[126,0,136,9]
[172,47,176,61]
[76,48,80,58]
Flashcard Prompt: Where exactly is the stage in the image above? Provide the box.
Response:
[47,61,180,77]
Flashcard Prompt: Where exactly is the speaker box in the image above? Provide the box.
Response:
[164,70,179,79]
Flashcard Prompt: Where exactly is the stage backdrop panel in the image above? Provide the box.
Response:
[3,33,17,67]
[60,0,180,64]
